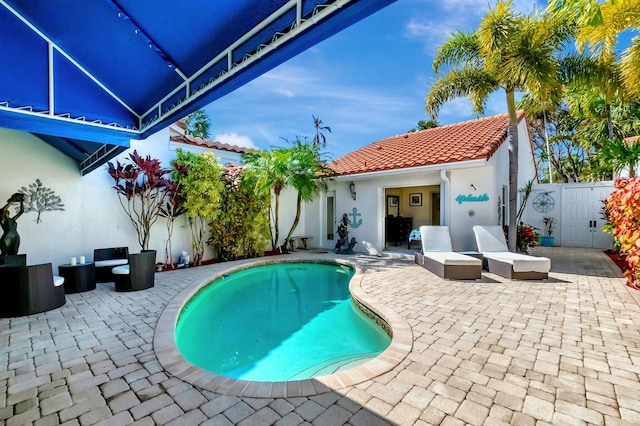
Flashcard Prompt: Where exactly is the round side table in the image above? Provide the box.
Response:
[58,262,96,294]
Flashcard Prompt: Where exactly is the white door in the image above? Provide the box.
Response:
[562,186,613,248]
[324,191,336,248]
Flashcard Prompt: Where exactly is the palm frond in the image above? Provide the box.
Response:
[478,0,518,62]
[621,36,640,98]
[426,67,498,117]
[432,31,481,73]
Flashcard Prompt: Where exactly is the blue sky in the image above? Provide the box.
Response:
[204,0,545,160]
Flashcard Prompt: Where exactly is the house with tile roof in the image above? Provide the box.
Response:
[301,111,538,252]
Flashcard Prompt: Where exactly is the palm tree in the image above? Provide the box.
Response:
[425,1,571,250]
[282,140,333,249]
[312,115,331,148]
[243,148,291,251]
[559,55,627,140]
[549,0,640,98]
[184,109,211,139]
[518,94,588,183]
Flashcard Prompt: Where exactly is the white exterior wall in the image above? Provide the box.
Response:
[448,166,496,251]
[0,127,243,267]
[490,117,538,227]
[272,187,303,248]
[301,164,504,253]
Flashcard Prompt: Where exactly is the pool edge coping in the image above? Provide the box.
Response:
[153,255,414,398]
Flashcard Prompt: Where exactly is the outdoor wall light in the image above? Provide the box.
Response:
[349,182,357,200]
[470,184,477,191]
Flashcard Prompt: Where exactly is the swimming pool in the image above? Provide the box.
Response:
[154,256,413,397]
[175,261,391,381]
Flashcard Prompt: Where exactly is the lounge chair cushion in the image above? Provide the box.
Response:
[425,252,481,266]
[483,252,550,273]
[95,259,128,268]
[112,265,130,275]
[53,275,65,287]
[420,226,453,252]
[472,225,510,252]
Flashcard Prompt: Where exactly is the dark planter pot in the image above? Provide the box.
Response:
[540,236,554,247]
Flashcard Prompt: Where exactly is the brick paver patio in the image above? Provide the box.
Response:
[1,247,639,425]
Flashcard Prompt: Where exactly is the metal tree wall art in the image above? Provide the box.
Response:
[17,179,65,223]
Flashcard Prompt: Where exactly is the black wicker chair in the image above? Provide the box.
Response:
[0,255,66,317]
[112,250,156,292]
[94,247,129,283]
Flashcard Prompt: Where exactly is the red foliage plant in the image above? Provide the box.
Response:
[605,177,640,288]
[107,150,171,250]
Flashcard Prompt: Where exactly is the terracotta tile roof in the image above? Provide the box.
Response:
[330,111,526,176]
[170,134,249,154]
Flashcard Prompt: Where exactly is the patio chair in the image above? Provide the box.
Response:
[473,225,550,280]
[0,255,66,317]
[94,247,129,283]
[111,250,156,292]
[414,226,482,280]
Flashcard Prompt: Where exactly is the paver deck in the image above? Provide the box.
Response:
[2,247,640,425]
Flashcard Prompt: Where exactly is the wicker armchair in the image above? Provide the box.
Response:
[0,255,66,317]
[94,247,129,283]
[112,250,156,292]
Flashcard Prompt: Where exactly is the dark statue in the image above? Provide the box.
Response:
[1,193,25,256]
[334,213,357,254]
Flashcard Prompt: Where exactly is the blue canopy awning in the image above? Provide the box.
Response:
[0,0,396,174]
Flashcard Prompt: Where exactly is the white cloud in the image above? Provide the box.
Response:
[214,132,257,150]
[405,0,547,48]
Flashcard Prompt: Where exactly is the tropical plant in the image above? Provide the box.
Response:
[559,55,627,143]
[505,223,540,253]
[408,119,439,133]
[172,149,224,265]
[549,0,640,98]
[542,217,556,237]
[107,150,171,250]
[597,138,640,178]
[312,114,331,148]
[425,0,572,250]
[184,109,211,139]
[604,176,640,288]
[516,180,534,224]
[17,179,64,223]
[158,176,187,269]
[281,139,334,249]
[243,148,291,251]
[208,164,270,261]
[518,93,590,183]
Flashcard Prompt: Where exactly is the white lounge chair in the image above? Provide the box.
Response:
[473,225,550,280]
[414,226,482,279]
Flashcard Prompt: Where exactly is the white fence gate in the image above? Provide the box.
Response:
[523,182,614,249]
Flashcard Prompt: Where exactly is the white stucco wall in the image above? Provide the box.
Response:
[447,166,497,250]
[0,127,244,268]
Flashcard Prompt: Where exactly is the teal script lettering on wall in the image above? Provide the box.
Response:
[455,193,490,204]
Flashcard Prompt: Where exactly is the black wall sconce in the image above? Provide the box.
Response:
[349,182,356,200]
[470,184,477,191]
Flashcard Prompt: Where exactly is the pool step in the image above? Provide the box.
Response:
[288,352,379,380]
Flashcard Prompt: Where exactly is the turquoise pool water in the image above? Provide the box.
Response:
[175,261,391,382]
